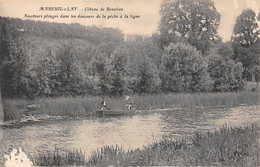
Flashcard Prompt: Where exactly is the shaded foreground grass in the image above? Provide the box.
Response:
[32,124,260,166]
[3,91,259,121]
[32,148,86,166]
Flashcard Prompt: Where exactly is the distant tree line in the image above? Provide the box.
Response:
[0,0,259,99]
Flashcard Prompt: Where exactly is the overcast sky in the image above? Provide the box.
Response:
[0,0,259,41]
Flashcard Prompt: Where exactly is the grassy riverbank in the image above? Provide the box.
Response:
[32,124,260,166]
[2,91,259,121]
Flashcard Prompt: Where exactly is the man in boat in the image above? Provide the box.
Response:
[101,98,107,110]
[125,96,133,109]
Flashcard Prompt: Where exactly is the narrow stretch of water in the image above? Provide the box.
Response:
[0,105,259,164]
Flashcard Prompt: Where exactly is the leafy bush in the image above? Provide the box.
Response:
[160,42,213,92]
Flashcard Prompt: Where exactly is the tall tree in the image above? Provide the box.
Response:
[56,46,86,96]
[0,87,3,123]
[232,9,260,80]
[208,43,245,92]
[0,18,10,122]
[32,49,60,96]
[159,0,221,55]
[108,47,129,96]
[135,55,160,94]
[249,65,260,87]
[90,49,111,95]
[1,38,37,98]
[233,9,259,46]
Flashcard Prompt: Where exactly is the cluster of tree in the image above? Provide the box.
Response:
[0,0,259,99]
[232,9,260,81]
[157,0,259,90]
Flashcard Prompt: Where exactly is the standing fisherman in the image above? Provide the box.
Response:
[125,96,133,109]
[101,98,107,110]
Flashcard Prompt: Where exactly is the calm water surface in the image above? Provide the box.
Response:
[0,105,259,163]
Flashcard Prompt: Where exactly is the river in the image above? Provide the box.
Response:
[0,105,259,164]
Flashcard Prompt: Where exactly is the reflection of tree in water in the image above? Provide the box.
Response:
[159,108,228,139]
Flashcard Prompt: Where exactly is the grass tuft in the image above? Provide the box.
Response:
[32,148,86,166]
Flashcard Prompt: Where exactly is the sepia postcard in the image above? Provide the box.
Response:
[0,0,259,166]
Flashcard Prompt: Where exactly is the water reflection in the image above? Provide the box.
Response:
[0,105,259,164]
[159,108,225,139]
[215,105,260,126]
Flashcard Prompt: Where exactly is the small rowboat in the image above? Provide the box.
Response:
[96,109,136,116]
